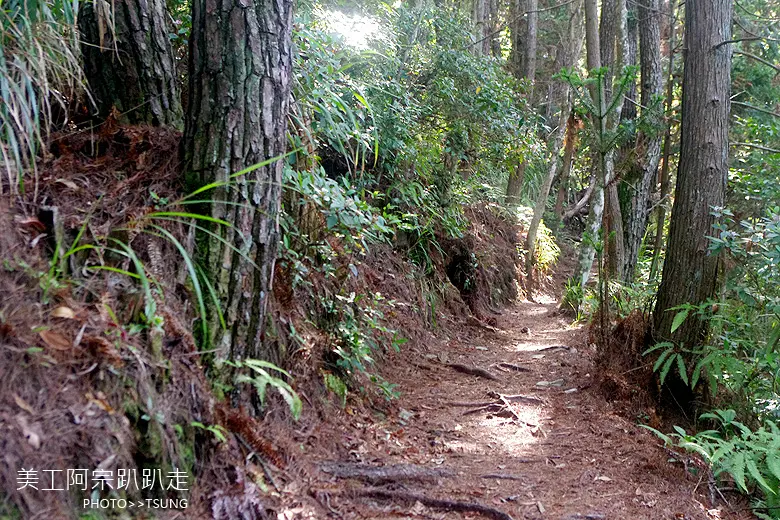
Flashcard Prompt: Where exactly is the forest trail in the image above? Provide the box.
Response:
[311,286,749,520]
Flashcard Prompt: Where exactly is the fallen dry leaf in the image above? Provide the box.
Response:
[39,330,72,350]
[82,335,123,366]
[13,394,36,415]
[16,414,42,450]
[14,216,46,232]
[55,178,79,190]
[51,306,75,319]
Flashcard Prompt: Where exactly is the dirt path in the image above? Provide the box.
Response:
[308,293,752,520]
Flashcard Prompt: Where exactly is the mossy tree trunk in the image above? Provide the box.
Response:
[184,0,293,362]
[653,0,732,344]
[79,0,183,127]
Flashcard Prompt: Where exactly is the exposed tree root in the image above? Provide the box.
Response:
[358,488,515,520]
[447,363,499,380]
[321,462,453,484]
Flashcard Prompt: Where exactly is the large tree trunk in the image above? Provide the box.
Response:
[653,0,732,344]
[621,0,663,281]
[79,0,182,127]
[184,0,293,361]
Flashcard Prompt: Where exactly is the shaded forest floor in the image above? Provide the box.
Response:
[300,267,755,520]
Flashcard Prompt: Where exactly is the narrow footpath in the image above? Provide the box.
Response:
[309,292,754,520]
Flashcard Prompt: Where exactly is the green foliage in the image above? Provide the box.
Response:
[643,413,780,517]
[323,372,348,407]
[1,0,84,193]
[645,208,780,514]
[514,206,560,274]
[231,359,303,420]
[279,165,403,402]
[291,21,379,182]
[190,421,228,443]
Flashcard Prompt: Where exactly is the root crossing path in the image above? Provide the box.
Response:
[312,298,746,520]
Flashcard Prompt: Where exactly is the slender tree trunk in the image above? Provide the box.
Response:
[184,0,293,361]
[505,0,540,204]
[574,0,629,287]
[620,5,638,122]
[473,0,488,55]
[601,0,628,279]
[554,112,579,216]
[649,0,678,281]
[621,0,663,281]
[653,0,732,345]
[573,0,604,288]
[79,0,183,127]
[526,99,571,298]
[525,0,538,98]
[525,0,584,299]
[510,0,525,78]
[505,162,527,205]
[489,0,502,57]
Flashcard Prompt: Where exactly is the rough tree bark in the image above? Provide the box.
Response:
[184,0,293,361]
[621,0,663,281]
[653,0,732,345]
[79,0,183,127]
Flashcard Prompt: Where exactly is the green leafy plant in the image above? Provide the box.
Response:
[232,359,303,420]
[643,412,780,517]
[191,421,229,443]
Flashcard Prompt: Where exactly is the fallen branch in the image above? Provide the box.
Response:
[536,344,570,352]
[494,362,531,373]
[447,363,499,381]
[359,488,515,520]
[563,175,595,219]
[321,462,453,484]
[448,400,498,408]
[481,472,528,480]
[487,391,545,405]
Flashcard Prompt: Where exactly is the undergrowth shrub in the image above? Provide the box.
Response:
[279,165,403,403]
[0,0,84,194]
[643,208,780,515]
